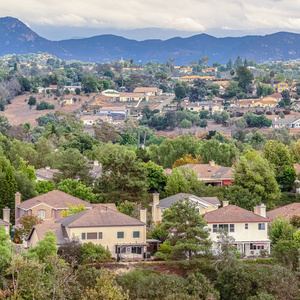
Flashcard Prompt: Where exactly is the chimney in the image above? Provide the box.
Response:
[140,208,147,223]
[254,205,260,216]
[46,166,50,170]
[3,207,10,224]
[259,204,266,218]
[152,192,160,223]
[209,160,215,167]
[94,159,99,166]
[223,200,229,207]
[15,192,21,225]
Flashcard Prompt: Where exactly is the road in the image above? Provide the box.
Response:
[152,95,175,111]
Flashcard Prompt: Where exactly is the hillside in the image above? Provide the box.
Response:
[1,17,300,64]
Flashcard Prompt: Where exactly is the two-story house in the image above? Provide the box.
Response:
[151,193,220,223]
[204,201,270,257]
[15,190,93,226]
[27,204,147,260]
[277,82,289,93]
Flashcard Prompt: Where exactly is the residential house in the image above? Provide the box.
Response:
[15,190,93,226]
[170,161,233,186]
[268,93,282,101]
[96,106,130,118]
[277,82,289,93]
[0,207,11,234]
[80,115,102,126]
[266,203,300,222]
[151,193,220,223]
[204,67,217,74]
[35,166,59,181]
[272,117,300,128]
[204,201,271,257]
[235,99,278,108]
[179,67,193,74]
[37,85,58,93]
[182,101,224,114]
[179,75,201,83]
[62,97,75,105]
[133,87,162,96]
[118,93,148,102]
[27,204,147,260]
[64,86,81,93]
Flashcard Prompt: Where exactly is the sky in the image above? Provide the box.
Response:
[1,0,300,40]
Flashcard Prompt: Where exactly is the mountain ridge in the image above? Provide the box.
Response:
[1,17,300,64]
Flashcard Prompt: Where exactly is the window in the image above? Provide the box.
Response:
[219,224,228,232]
[87,232,97,239]
[213,225,218,233]
[81,233,86,240]
[117,232,124,239]
[258,223,265,230]
[133,231,140,238]
[230,224,235,232]
[98,232,103,239]
[132,247,142,254]
[245,223,248,230]
[37,210,46,219]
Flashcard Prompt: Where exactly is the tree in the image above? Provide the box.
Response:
[226,59,233,71]
[162,200,211,260]
[62,203,86,217]
[179,119,192,128]
[268,216,294,245]
[0,226,11,273]
[212,111,230,124]
[198,55,210,67]
[275,165,296,187]
[28,96,36,108]
[54,148,92,182]
[281,89,291,107]
[233,151,280,209]
[226,186,261,211]
[272,240,299,270]
[80,242,112,263]
[96,143,149,202]
[14,215,43,241]
[235,66,254,91]
[164,111,177,129]
[142,161,167,192]
[94,122,121,143]
[172,154,202,168]
[36,180,56,195]
[27,231,58,261]
[262,140,291,167]
[117,201,139,219]
[81,75,99,93]
[0,166,17,222]
[233,56,243,69]
[83,269,129,300]
[165,167,204,196]
[174,82,189,99]
[189,79,207,102]
[58,179,95,202]
[224,81,245,98]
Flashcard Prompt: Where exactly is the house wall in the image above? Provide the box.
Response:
[69,225,146,258]
[27,230,39,247]
[207,222,270,256]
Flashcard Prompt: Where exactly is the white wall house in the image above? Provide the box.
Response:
[204,201,270,257]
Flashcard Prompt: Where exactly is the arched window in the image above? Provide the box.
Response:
[38,210,46,219]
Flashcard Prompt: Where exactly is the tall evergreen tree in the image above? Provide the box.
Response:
[233,56,243,69]
[0,166,17,222]
[226,59,233,71]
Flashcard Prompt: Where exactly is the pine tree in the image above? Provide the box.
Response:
[0,166,17,222]
[226,59,233,71]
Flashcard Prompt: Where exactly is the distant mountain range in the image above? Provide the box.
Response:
[1,17,300,65]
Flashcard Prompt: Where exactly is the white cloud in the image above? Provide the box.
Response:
[1,0,300,32]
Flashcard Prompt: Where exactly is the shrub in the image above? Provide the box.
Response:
[266,111,272,115]
[80,242,112,263]
[197,120,208,127]
[179,119,192,128]
[36,101,55,110]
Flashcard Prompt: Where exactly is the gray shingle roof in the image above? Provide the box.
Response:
[157,193,220,209]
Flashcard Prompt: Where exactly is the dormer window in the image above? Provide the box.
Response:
[38,210,46,219]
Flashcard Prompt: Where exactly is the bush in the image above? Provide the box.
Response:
[197,120,208,127]
[80,242,112,263]
[283,110,290,115]
[179,119,192,128]
[36,101,55,110]
[266,111,272,115]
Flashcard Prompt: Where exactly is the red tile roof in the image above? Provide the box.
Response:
[266,203,300,222]
[17,190,92,210]
[204,205,269,223]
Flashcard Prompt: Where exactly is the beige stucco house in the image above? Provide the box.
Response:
[133,87,162,96]
[266,203,300,222]
[0,207,11,234]
[118,92,148,102]
[204,202,271,257]
[27,204,147,260]
[151,193,220,223]
[15,190,93,226]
